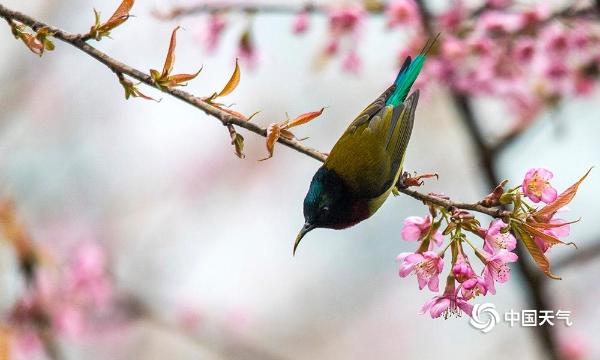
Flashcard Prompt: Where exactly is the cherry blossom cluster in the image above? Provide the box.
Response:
[397,167,585,319]
[193,0,600,126]
[6,242,119,358]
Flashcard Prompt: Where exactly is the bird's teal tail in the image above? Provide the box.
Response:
[386,34,440,107]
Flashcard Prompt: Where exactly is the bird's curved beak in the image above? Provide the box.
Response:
[293,223,315,256]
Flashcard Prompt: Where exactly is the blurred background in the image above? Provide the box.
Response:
[1,0,599,359]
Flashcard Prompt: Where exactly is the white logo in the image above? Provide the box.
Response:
[470,303,500,333]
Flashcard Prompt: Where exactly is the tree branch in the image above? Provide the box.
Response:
[0,4,327,163]
[152,2,386,20]
[0,3,515,222]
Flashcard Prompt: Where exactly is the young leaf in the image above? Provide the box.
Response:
[162,26,180,79]
[533,168,592,222]
[215,59,241,98]
[149,27,202,89]
[119,77,160,102]
[512,224,561,280]
[9,21,44,56]
[90,0,135,40]
[102,0,134,30]
[283,107,325,129]
[259,123,281,161]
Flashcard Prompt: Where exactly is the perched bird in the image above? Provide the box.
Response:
[294,36,438,255]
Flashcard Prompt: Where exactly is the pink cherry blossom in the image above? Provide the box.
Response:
[342,50,362,74]
[513,38,536,64]
[324,39,339,56]
[484,219,516,253]
[442,35,467,60]
[64,242,113,307]
[437,0,466,31]
[420,290,473,318]
[482,249,518,294]
[385,0,419,28]
[461,276,488,300]
[328,6,364,35]
[397,251,444,292]
[452,253,475,283]
[522,168,558,203]
[401,215,443,249]
[517,4,549,31]
[542,25,571,57]
[477,11,519,36]
[292,10,310,34]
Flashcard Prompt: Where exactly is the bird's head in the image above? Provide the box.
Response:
[294,167,350,255]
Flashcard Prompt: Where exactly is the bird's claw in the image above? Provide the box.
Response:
[396,171,439,190]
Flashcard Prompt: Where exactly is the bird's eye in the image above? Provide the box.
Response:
[321,206,329,213]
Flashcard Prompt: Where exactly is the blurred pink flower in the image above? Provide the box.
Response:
[478,11,519,36]
[65,242,113,307]
[441,35,467,60]
[574,76,596,95]
[385,0,419,28]
[522,168,558,204]
[13,330,42,355]
[542,25,570,57]
[324,38,339,56]
[342,50,362,74]
[401,215,443,249]
[559,331,590,360]
[468,36,493,57]
[292,10,310,34]
[517,5,549,31]
[484,219,516,253]
[53,305,84,336]
[545,61,569,80]
[513,38,536,63]
[482,249,518,294]
[397,251,444,291]
[437,0,466,31]
[328,6,365,35]
[204,13,227,53]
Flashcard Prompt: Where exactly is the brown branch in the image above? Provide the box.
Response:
[0,3,514,222]
[152,2,384,20]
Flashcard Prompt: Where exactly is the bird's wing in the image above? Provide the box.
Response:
[324,90,419,199]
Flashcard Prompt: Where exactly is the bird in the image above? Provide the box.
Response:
[294,35,439,255]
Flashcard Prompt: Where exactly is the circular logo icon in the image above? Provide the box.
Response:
[470,303,500,333]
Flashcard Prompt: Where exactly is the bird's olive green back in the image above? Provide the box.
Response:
[324,89,419,199]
